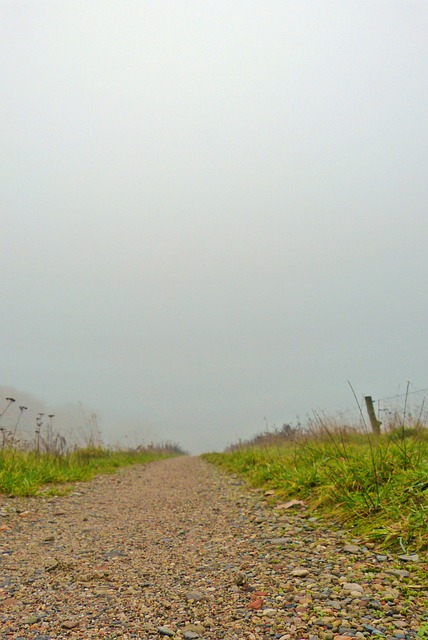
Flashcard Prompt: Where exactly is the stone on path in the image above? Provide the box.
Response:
[269,537,289,546]
[291,568,309,577]
[158,626,175,636]
[341,582,364,593]
[343,544,360,554]
[185,590,204,601]
[398,554,420,563]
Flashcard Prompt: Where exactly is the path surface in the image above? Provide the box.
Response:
[0,456,425,639]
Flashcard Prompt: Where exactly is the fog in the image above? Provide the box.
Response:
[1,1,428,453]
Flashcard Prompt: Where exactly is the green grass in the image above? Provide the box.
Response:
[203,432,428,552]
[0,447,176,496]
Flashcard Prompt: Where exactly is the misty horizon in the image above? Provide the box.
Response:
[0,382,426,455]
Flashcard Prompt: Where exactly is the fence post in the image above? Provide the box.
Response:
[365,396,382,437]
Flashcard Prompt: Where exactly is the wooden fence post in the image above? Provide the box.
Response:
[365,396,382,437]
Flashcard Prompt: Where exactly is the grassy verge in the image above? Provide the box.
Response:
[0,447,177,496]
[203,432,428,552]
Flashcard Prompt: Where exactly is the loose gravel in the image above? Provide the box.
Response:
[0,456,426,639]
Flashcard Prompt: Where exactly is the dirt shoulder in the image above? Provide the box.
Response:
[0,456,425,639]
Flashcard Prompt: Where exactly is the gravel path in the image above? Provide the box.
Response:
[0,456,425,640]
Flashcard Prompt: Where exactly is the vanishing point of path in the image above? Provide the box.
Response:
[0,456,425,639]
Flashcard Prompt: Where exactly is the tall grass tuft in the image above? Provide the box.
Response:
[204,421,428,552]
[0,444,183,496]
[0,393,187,495]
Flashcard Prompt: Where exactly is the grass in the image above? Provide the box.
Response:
[203,427,428,553]
[0,446,178,496]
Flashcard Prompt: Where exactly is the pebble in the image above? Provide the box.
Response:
[397,554,420,563]
[234,571,246,585]
[363,625,385,635]
[341,583,364,593]
[184,624,205,633]
[62,620,80,629]
[158,626,175,636]
[385,569,410,578]
[339,628,357,635]
[105,548,127,558]
[185,590,204,601]
[269,537,290,546]
[292,568,310,577]
[21,616,41,625]
[343,545,360,554]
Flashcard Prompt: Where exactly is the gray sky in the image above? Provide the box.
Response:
[1,1,428,453]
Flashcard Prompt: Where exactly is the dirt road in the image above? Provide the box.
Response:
[0,456,425,639]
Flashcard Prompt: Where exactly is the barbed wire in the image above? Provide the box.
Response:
[374,386,428,403]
